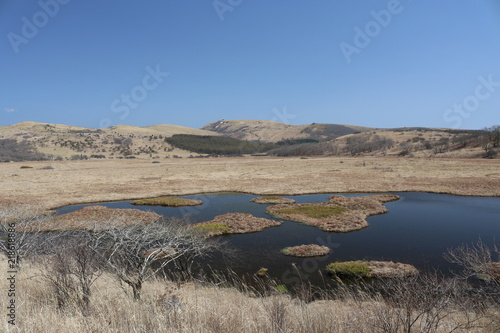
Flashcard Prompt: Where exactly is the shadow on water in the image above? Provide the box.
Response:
[56,192,500,287]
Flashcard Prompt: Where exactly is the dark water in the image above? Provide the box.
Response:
[56,192,499,286]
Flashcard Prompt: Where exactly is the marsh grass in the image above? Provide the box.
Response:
[281,244,330,257]
[131,197,203,207]
[0,255,497,333]
[326,260,418,279]
[251,196,296,204]
[260,196,281,200]
[193,222,231,235]
[326,261,371,278]
[276,205,346,218]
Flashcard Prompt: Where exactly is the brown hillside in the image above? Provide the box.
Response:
[202,119,373,142]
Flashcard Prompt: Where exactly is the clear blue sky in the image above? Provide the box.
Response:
[1,0,500,130]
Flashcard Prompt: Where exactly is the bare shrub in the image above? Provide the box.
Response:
[0,204,56,269]
[40,231,107,315]
[368,273,491,333]
[100,217,220,300]
[444,239,499,286]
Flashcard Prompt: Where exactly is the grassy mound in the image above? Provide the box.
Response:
[281,244,330,257]
[131,197,203,207]
[326,260,418,278]
[275,205,346,218]
[41,206,161,231]
[193,213,282,237]
[326,261,371,278]
[267,194,400,232]
[250,196,296,204]
[193,222,231,235]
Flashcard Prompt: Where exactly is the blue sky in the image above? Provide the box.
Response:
[1,0,500,130]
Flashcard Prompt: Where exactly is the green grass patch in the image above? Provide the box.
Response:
[485,173,500,178]
[276,205,347,218]
[274,285,288,294]
[193,222,230,234]
[325,261,370,278]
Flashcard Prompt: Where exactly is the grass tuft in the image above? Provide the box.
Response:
[193,222,230,235]
[325,261,371,278]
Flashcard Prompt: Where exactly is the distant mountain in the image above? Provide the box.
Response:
[1,121,497,161]
[202,119,373,142]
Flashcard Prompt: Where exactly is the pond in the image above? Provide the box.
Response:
[56,192,499,286]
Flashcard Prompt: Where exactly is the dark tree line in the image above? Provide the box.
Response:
[165,134,278,155]
[0,139,58,162]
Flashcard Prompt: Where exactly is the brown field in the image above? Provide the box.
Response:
[1,156,500,211]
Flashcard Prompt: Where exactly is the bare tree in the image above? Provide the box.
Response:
[41,231,108,315]
[369,273,490,333]
[100,217,220,300]
[0,204,55,269]
[444,238,499,287]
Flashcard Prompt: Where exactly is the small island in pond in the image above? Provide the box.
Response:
[281,244,330,257]
[266,194,399,232]
[251,196,296,204]
[193,212,282,237]
[39,206,161,231]
[131,196,203,207]
[326,260,418,278]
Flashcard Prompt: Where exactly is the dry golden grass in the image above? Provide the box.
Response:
[1,157,499,211]
[281,244,330,257]
[1,255,496,333]
[365,260,419,277]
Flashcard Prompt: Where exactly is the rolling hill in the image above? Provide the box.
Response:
[0,120,498,161]
[0,121,221,161]
[202,119,373,142]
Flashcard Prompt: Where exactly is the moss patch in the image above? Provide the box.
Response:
[281,244,330,257]
[326,260,418,278]
[131,197,203,207]
[326,261,370,278]
[193,213,282,237]
[276,205,346,218]
[193,222,231,235]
